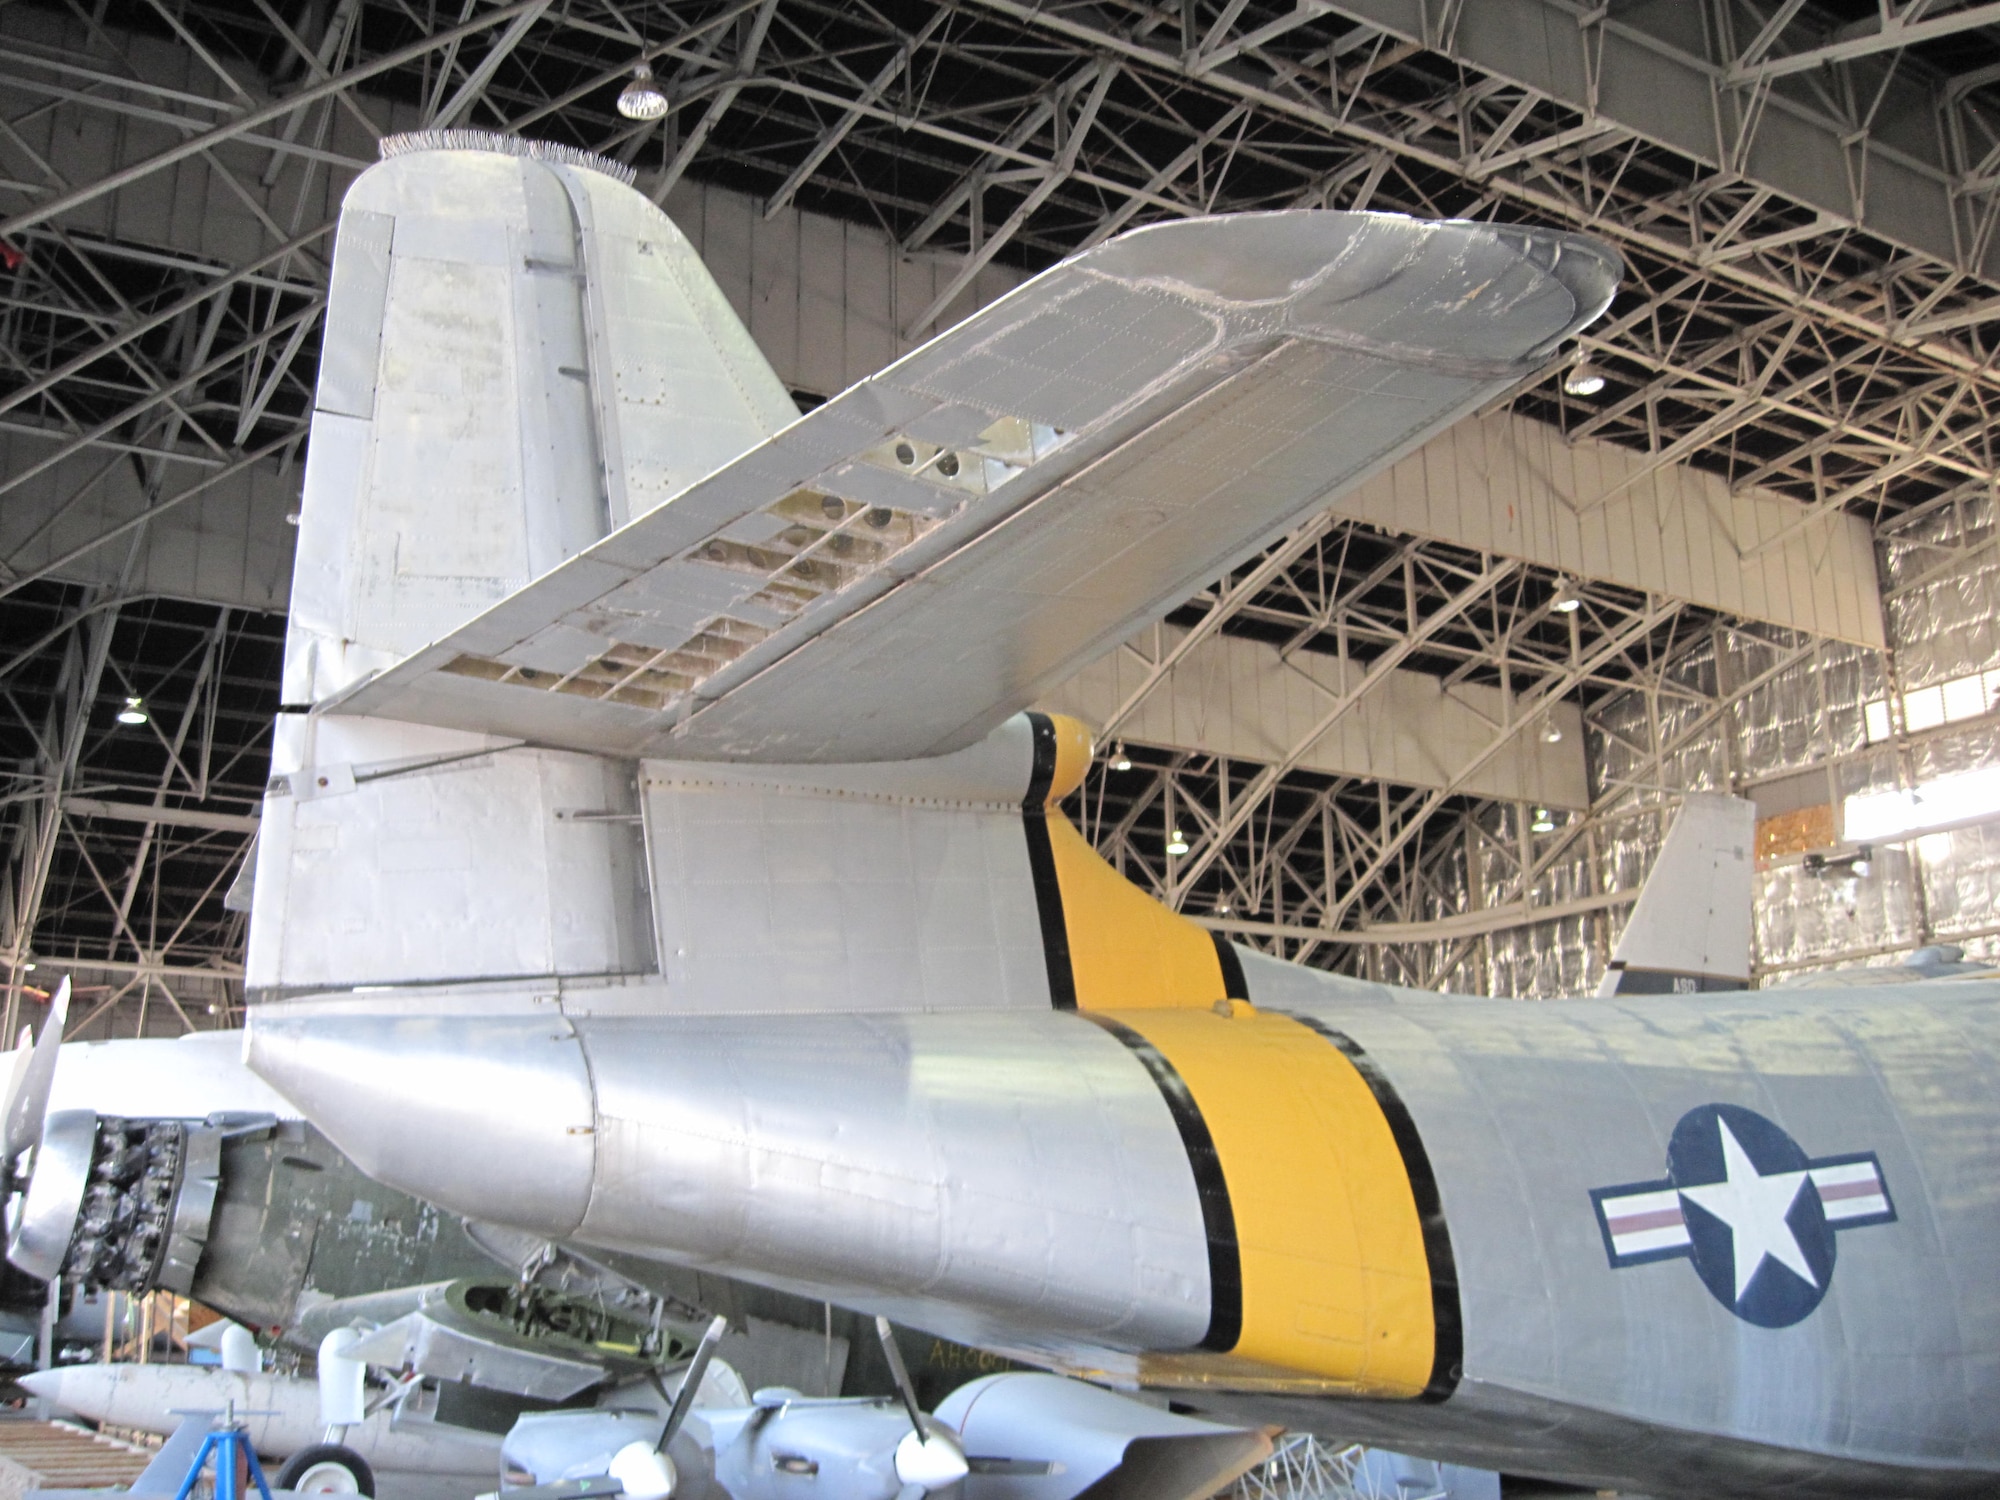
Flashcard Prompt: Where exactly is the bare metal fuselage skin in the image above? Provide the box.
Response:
[245,722,2000,1500]
[251,984,2000,1498]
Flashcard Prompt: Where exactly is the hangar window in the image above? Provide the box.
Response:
[1861,668,2000,744]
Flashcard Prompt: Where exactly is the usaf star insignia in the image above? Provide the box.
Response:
[1590,1103,1896,1328]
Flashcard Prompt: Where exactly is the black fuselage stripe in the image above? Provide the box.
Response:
[1082,1012,1243,1353]
[1210,931,1248,1000]
[1280,1012,1463,1402]
[1021,713,1076,1011]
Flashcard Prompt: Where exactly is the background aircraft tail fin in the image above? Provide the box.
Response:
[1597,794,1756,997]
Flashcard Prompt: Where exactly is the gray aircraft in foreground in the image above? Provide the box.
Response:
[198,131,1998,1498]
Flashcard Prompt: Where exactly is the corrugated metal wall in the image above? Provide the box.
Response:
[1397,491,2000,995]
[1037,625,1591,809]
[659,179,1027,400]
[1333,410,1885,648]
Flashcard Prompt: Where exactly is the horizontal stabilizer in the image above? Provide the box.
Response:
[330,210,1618,762]
[1598,793,1756,996]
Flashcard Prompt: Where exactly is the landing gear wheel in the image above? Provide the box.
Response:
[276,1444,375,1496]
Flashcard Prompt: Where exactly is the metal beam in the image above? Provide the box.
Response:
[63,798,259,835]
[1202,885,1636,945]
[1168,554,1525,894]
[1744,3,2000,80]
[0,0,548,242]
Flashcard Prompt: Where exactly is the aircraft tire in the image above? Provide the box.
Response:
[275,1444,376,1496]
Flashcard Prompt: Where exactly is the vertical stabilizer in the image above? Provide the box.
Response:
[252,135,793,996]
[290,132,798,705]
[1596,794,1756,996]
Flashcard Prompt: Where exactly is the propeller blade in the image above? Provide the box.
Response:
[3,978,68,1164]
[659,1314,728,1450]
[875,1316,926,1440]
[0,1031,33,1169]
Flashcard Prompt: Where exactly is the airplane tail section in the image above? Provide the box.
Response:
[252,135,795,997]
[1596,793,1756,996]
[289,131,796,706]
[252,136,1616,1000]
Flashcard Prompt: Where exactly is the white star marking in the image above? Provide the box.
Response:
[1677,1117,1819,1302]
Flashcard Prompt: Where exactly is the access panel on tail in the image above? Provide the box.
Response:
[1595,792,1756,996]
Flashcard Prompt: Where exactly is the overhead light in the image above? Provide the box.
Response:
[116,696,148,725]
[1110,742,1132,772]
[1530,808,1555,833]
[1214,902,1231,917]
[1563,359,1606,396]
[1166,829,1190,856]
[617,63,670,121]
[1551,579,1581,613]
[1540,719,1564,744]
[20,962,35,973]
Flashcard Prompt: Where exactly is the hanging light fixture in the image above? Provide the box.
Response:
[1563,358,1606,396]
[1540,719,1564,744]
[1166,829,1190,856]
[1551,577,1581,613]
[1805,845,1874,881]
[616,62,670,121]
[116,696,148,726]
[1110,741,1132,772]
[1530,807,1556,834]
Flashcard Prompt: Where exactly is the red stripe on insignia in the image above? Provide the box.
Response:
[1609,1208,1685,1233]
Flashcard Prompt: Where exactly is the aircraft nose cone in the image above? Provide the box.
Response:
[245,1006,597,1236]
[18,1364,108,1421]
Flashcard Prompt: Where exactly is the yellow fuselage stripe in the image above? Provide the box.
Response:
[1044,812,1228,1008]
[1103,1005,1438,1397]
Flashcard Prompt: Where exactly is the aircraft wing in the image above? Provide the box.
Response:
[328,212,1618,762]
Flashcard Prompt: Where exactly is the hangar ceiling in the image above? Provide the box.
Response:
[6,0,2000,1028]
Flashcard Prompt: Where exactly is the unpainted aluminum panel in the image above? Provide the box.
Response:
[574,1009,1213,1349]
[641,773,1049,1014]
[248,743,651,994]
[316,209,394,420]
[576,171,797,526]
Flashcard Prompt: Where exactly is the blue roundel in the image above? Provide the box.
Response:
[1666,1104,1833,1328]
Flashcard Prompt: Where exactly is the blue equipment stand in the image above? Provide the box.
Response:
[170,1413,275,1500]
